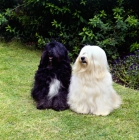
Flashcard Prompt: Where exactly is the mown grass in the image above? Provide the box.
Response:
[0,40,139,140]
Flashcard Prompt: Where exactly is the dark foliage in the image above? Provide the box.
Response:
[111,50,139,90]
[0,0,139,61]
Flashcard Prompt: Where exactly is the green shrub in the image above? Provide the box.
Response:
[0,0,139,61]
[79,1,139,60]
[111,50,139,90]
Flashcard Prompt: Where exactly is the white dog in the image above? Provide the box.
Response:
[68,45,122,116]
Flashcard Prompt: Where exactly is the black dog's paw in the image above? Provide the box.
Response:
[36,100,52,110]
[37,103,47,110]
[52,98,69,111]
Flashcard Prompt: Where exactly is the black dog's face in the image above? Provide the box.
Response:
[40,41,69,68]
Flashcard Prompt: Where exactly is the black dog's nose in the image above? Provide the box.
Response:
[81,56,85,61]
[48,50,53,56]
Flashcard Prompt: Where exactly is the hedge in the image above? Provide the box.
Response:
[0,0,139,61]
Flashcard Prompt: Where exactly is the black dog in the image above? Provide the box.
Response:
[31,41,71,111]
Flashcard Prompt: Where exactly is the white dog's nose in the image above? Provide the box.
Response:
[81,56,85,61]
[80,56,87,64]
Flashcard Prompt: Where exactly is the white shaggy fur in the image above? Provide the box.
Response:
[48,79,61,99]
[68,45,122,116]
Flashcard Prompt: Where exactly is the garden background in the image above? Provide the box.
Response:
[0,0,139,139]
[0,0,139,89]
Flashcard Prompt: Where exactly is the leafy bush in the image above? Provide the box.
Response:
[130,42,139,52]
[0,0,139,61]
[79,1,139,60]
[111,50,139,90]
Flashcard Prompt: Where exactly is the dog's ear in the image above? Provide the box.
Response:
[64,50,70,62]
[91,59,109,80]
[38,51,48,68]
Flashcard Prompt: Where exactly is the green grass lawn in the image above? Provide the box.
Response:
[0,40,139,140]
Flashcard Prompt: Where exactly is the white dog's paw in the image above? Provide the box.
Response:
[93,111,110,116]
[76,110,89,114]
[73,108,90,114]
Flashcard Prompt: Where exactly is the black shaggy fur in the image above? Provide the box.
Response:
[31,41,71,111]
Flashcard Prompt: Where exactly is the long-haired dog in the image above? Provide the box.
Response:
[68,45,122,116]
[31,41,71,111]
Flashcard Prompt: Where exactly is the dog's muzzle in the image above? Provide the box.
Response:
[49,57,53,62]
[48,50,53,62]
[80,56,87,64]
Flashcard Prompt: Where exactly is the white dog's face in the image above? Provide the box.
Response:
[73,45,109,78]
[78,45,106,65]
[78,46,92,66]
